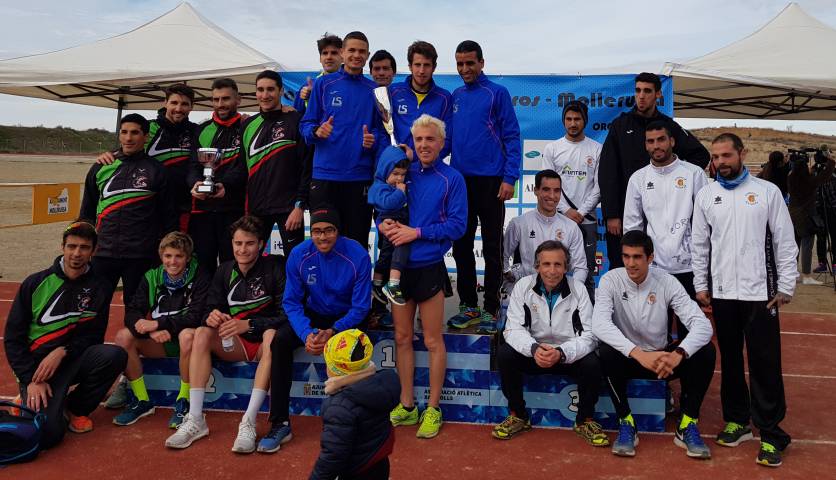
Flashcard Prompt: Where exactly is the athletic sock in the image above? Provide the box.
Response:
[679,413,697,430]
[373,278,384,286]
[622,413,635,427]
[189,388,206,420]
[244,389,267,424]
[387,278,400,287]
[403,404,416,412]
[129,376,150,402]
[177,381,190,401]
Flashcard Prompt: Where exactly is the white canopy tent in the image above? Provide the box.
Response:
[0,2,281,125]
[662,2,836,120]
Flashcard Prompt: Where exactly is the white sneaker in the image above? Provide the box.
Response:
[802,276,824,285]
[231,417,257,453]
[165,413,209,449]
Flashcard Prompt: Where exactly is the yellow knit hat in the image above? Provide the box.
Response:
[323,329,373,376]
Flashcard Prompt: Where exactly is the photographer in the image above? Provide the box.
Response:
[758,151,790,201]
[814,147,836,274]
[788,148,835,285]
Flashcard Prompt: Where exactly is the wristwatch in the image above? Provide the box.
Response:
[556,346,567,363]
[294,200,304,210]
[674,347,688,359]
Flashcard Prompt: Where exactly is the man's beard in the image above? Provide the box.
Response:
[720,164,742,179]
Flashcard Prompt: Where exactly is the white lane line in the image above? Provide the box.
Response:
[782,331,836,337]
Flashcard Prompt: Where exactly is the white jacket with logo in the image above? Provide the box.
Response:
[623,157,709,274]
[691,175,798,301]
[503,274,596,364]
[591,267,713,357]
[503,209,587,283]
[541,136,602,224]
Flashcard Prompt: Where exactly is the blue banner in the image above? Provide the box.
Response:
[277,72,672,281]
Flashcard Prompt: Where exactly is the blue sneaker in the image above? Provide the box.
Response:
[168,398,189,429]
[675,421,711,459]
[257,421,292,453]
[612,419,638,457]
[448,306,482,329]
[113,399,155,426]
[476,310,497,334]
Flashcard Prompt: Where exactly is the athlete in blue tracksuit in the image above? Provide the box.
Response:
[449,43,521,331]
[269,208,372,438]
[389,77,453,159]
[300,65,388,246]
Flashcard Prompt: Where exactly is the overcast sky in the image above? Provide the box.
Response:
[2,0,835,135]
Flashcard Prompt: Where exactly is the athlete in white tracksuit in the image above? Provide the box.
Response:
[504,209,587,282]
[691,133,797,463]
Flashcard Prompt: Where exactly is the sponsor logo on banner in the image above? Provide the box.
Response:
[48,188,69,214]
[522,140,550,170]
[521,174,537,203]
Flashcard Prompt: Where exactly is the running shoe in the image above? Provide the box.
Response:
[715,422,753,447]
[113,399,155,426]
[756,441,782,467]
[257,421,292,453]
[390,403,419,426]
[104,377,130,409]
[231,416,258,453]
[168,397,189,429]
[612,418,638,457]
[383,283,406,306]
[447,306,482,329]
[372,282,388,304]
[416,406,442,439]
[165,413,208,449]
[475,310,497,334]
[674,421,711,459]
[802,276,824,286]
[491,415,531,440]
[813,263,828,273]
[574,419,610,447]
[67,413,94,433]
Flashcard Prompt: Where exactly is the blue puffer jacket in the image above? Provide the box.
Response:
[309,369,401,480]
[368,146,409,218]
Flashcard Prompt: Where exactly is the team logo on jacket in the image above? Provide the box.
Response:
[529,230,536,239]
[646,181,655,190]
[586,156,594,167]
[76,288,93,311]
[179,136,192,148]
[555,229,564,241]
[131,169,149,189]
[646,292,657,305]
[745,192,759,205]
[247,277,265,298]
[331,96,343,107]
[398,104,408,115]
[271,124,287,141]
[675,177,686,188]
[621,291,629,301]
[714,196,723,205]
[453,103,459,113]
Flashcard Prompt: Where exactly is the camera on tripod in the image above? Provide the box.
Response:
[788,146,830,171]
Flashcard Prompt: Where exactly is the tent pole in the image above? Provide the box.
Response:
[114,95,126,140]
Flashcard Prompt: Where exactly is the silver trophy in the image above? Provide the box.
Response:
[196,148,221,194]
[374,86,397,146]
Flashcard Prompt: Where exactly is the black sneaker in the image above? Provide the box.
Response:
[715,422,753,447]
[383,284,406,306]
[372,283,388,304]
[756,442,782,467]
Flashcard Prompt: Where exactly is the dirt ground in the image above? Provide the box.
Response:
[0,153,834,314]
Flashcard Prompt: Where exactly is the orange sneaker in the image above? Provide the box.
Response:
[68,413,94,433]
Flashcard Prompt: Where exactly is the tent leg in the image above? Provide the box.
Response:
[114,96,125,141]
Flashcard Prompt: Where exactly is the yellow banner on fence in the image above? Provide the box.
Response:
[31,183,81,225]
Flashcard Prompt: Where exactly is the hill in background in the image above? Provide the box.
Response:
[0,125,116,154]
[691,127,835,170]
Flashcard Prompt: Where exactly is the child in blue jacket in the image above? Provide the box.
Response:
[368,146,411,306]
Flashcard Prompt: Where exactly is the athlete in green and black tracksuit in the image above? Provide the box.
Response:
[145,108,199,228]
[4,256,127,448]
[80,150,178,306]
[240,109,312,254]
[187,113,247,274]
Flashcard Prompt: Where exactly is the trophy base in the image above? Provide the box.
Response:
[196,184,216,194]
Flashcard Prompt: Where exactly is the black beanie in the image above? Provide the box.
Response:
[310,208,341,229]
[563,100,588,126]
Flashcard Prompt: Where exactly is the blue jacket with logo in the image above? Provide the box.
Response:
[451,73,521,184]
[406,158,467,268]
[368,146,409,219]
[300,67,387,182]
[284,236,372,341]
[389,77,453,159]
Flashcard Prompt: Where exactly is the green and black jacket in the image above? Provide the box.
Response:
[124,257,210,338]
[187,113,247,214]
[204,255,288,343]
[80,150,178,259]
[240,109,312,216]
[4,256,110,386]
[145,108,198,213]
